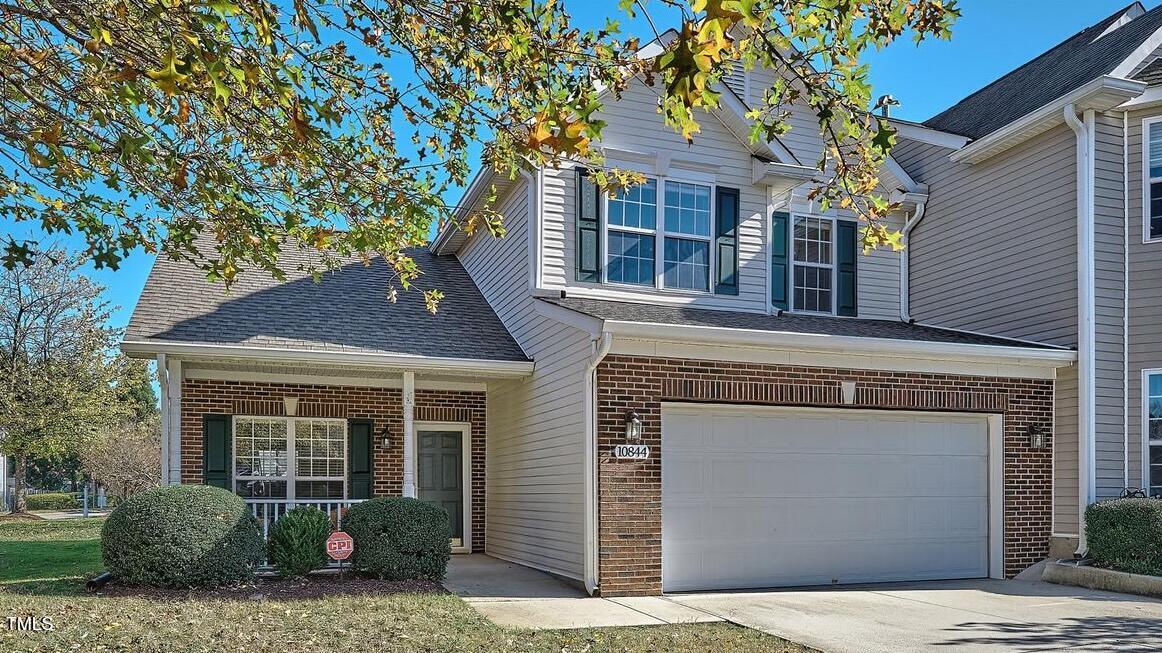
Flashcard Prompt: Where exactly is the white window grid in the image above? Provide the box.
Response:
[602,175,715,293]
[233,416,347,501]
[791,215,836,314]
[662,181,712,291]
[1146,370,1162,497]
[1144,117,1162,244]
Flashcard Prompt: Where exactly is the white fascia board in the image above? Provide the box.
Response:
[431,166,500,255]
[1110,22,1162,78]
[882,154,921,193]
[1119,85,1162,110]
[532,299,604,338]
[751,158,817,193]
[119,340,534,377]
[889,119,970,150]
[951,76,1146,164]
[714,84,801,164]
[601,320,1077,367]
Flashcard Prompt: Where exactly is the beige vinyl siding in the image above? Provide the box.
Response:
[1093,112,1129,498]
[894,125,1079,346]
[1126,107,1162,492]
[458,179,592,580]
[1054,364,1080,535]
[539,76,903,318]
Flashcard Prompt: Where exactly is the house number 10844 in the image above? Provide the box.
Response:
[613,444,650,460]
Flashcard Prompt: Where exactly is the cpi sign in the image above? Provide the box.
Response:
[326,531,354,561]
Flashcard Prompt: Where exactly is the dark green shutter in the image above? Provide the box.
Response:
[837,220,858,317]
[771,211,790,310]
[202,414,231,489]
[348,419,373,499]
[575,168,602,283]
[714,187,740,295]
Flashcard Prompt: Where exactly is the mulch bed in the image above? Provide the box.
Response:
[96,574,446,601]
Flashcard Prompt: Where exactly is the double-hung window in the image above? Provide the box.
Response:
[605,177,714,291]
[1147,119,1162,242]
[791,215,835,313]
[233,417,347,500]
[1147,373,1162,497]
[606,179,658,286]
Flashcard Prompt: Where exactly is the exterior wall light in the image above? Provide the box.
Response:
[625,410,643,441]
[1026,424,1047,450]
[376,426,391,450]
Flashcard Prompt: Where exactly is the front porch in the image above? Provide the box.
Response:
[145,357,519,555]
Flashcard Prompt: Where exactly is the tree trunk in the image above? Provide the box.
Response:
[12,454,27,514]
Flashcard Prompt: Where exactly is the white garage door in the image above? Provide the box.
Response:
[662,405,992,592]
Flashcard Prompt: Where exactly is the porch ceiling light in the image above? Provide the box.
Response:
[624,410,643,441]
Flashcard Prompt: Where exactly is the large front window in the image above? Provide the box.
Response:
[1148,373,1162,497]
[792,216,834,313]
[605,177,713,291]
[234,417,346,500]
[1147,119,1162,242]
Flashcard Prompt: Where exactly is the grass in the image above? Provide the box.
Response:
[0,518,815,653]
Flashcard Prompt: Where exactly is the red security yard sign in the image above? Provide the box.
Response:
[327,531,354,561]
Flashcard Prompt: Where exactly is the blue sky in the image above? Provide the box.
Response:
[0,0,1146,331]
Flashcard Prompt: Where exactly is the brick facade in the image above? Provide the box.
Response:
[180,379,486,552]
[596,355,1055,596]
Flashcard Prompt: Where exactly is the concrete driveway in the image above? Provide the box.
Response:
[668,578,1162,652]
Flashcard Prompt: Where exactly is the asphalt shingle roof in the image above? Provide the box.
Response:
[126,238,529,362]
[543,297,1064,350]
[925,3,1162,139]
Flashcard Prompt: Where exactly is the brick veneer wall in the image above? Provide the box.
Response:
[180,379,486,552]
[595,355,1055,596]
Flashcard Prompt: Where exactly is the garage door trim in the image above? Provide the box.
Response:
[660,402,1005,588]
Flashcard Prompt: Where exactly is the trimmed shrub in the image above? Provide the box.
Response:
[25,493,80,511]
[101,485,264,588]
[268,506,332,578]
[343,497,451,581]
[1086,498,1162,576]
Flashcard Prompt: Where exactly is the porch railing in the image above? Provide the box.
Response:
[246,499,366,568]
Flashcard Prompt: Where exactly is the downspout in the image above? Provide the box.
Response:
[1064,103,1097,556]
[899,199,927,322]
[156,353,170,486]
[1124,110,1131,490]
[583,332,613,595]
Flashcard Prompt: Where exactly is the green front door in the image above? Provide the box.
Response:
[417,431,463,544]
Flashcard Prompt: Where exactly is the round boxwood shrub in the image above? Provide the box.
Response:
[343,497,451,580]
[268,506,332,578]
[101,485,264,588]
[1086,497,1162,576]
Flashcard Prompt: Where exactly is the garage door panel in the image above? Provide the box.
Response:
[662,406,991,591]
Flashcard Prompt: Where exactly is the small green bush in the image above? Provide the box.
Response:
[25,493,80,511]
[268,506,332,578]
[343,497,451,581]
[101,485,264,588]
[1086,498,1162,575]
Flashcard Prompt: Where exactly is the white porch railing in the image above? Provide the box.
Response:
[246,499,366,568]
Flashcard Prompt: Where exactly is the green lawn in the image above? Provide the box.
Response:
[0,518,814,653]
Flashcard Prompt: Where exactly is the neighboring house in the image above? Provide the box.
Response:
[123,6,1162,598]
[893,0,1162,558]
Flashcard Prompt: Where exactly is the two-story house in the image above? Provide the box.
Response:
[124,5,1162,598]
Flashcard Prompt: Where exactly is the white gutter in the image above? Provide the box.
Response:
[1064,103,1097,556]
[601,320,1077,366]
[431,166,496,255]
[120,340,535,377]
[583,332,614,596]
[952,76,1145,165]
[899,198,928,322]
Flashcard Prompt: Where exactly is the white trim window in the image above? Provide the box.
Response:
[1145,117,1162,242]
[233,417,347,500]
[606,178,657,286]
[662,181,712,291]
[1147,372,1162,497]
[604,176,715,291]
[792,215,835,314]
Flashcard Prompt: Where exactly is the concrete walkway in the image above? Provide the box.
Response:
[669,578,1162,653]
[444,555,721,629]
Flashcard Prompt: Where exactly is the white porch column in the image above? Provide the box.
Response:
[165,357,183,484]
[156,354,170,485]
[402,371,416,497]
